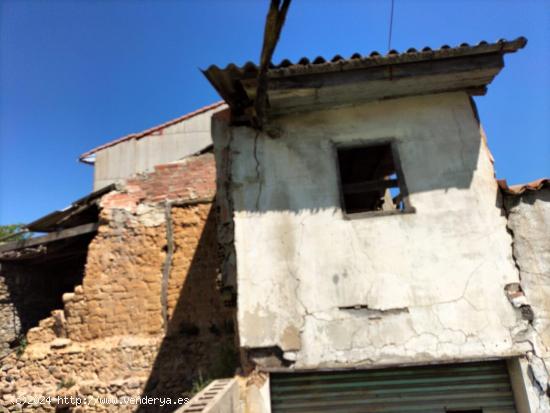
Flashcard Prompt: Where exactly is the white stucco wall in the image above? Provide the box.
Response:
[215,91,529,369]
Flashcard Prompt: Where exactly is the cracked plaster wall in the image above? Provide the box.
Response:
[504,188,550,411]
[213,91,529,370]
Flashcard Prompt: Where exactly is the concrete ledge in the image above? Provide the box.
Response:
[176,378,240,413]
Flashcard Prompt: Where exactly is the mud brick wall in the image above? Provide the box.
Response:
[63,218,167,341]
[53,152,218,342]
[0,153,236,412]
[167,205,231,333]
[141,203,236,405]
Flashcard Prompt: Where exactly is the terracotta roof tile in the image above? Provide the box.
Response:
[498,178,550,195]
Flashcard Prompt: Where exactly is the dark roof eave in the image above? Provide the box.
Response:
[205,37,527,79]
[203,37,527,118]
[26,184,116,232]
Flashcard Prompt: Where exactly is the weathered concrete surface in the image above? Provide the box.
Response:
[237,372,270,413]
[504,187,550,411]
[213,92,527,369]
[176,378,240,413]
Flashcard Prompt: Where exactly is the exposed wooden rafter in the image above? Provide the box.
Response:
[252,0,292,129]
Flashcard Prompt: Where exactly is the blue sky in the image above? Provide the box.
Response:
[0,0,549,225]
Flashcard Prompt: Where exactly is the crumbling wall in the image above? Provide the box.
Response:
[0,153,236,412]
[504,186,550,411]
[0,269,20,358]
[139,203,236,409]
[213,92,529,370]
[0,259,87,358]
[63,213,167,341]
[167,206,232,335]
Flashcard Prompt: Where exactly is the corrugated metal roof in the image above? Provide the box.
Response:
[26,184,116,232]
[79,101,225,162]
[206,37,527,77]
[498,178,550,195]
[0,185,116,256]
[203,37,526,119]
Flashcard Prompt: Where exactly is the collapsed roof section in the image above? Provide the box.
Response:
[26,184,115,233]
[203,37,527,122]
[0,184,115,261]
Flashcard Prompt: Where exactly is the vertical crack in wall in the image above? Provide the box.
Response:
[161,202,174,333]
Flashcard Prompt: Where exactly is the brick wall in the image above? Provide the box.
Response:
[101,153,216,211]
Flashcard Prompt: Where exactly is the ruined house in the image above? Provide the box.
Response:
[202,36,550,412]
[0,36,549,413]
[0,102,236,412]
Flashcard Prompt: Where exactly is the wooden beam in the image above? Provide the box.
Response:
[0,223,98,253]
[265,74,499,116]
[236,54,505,117]
[343,179,398,195]
[253,0,292,129]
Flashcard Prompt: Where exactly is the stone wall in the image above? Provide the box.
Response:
[0,268,20,358]
[0,153,236,412]
[0,255,88,359]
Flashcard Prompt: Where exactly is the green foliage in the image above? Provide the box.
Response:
[189,370,210,396]
[15,335,27,358]
[0,224,28,243]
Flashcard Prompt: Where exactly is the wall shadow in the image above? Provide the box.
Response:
[138,206,237,413]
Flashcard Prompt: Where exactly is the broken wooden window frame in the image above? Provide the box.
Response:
[333,138,415,219]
